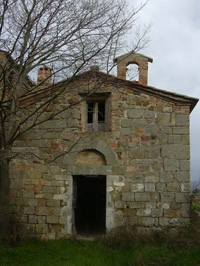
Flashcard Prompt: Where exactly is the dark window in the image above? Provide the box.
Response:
[87,100,106,132]
[87,102,94,123]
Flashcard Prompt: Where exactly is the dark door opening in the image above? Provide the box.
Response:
[73,175,106,235]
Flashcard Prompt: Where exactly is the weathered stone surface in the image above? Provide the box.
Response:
[121,119,133,128]
[146,146,160,159]
[164,159,179,172]
[161,193,174,203]
[168,135,181,144]
[135,193,151,202]
[156,113,170,126]
[145,183,155,192]
[7,70,193,239]
[127,109,143,118]
[122,192,134,201]
[162,145,189,159]
[130,184,144,192]
[175,193,190,203]
[179,160,190,171]
[176,114,189,126]
[172,127,189,135]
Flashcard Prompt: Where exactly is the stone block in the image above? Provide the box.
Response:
[163,107,172,112]
[50,166,60,174]
[23,191,34,198]
[161,192,174,203]
[128,202,142,209]
[59,217,66,224]
[47,216,59,224]
[24,207,35,215]
[150,192,159,201]
[121,119,132,128]
[164,209,177,218]
[175,172,190,182]
[179,160,190,171]
[123,209,136,217]
[129,147,145,159]
[145,183,155,192]
[37,207,60,216]
[36,224,48,234]
[55,175,68,181]
[137,209,152,217]
[37,216,46,224]
[127,109,143,118]
[146,146,160,159]
[28,199,38,207]
[115,201,126,209]
[167,183,180,192]
[162,145,189,159]
[175,193,190,203]
[113,182,125,187]
[111,192,121,201]
[176,114,189,126]
[152,209,163,217]
[135,193,151,202]
[180,203,190,217]
[182,135,190,144]
[10,179,24,189]
[164,159,179,171]
[46,199,60,207]
[130,183,144,192]
[42,186,57,193]
[29,215,37,224]
[156,183,166,192]
[141,217,155,226]
[172,127,189,135]
[168,135,181,144]
[122,192,134,201]
[120,128,131,135]
[144,173,159,183]
[129,217,141,226]
[180,183,190,193]
[156,113,170,125]
[145,124,159,135]
[163,127,172,134]
[160,172,172,183]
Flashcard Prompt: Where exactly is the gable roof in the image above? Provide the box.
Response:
[18,69,199,113]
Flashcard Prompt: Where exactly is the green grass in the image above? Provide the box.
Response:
[192,202,200,211]
[0,238,200,266]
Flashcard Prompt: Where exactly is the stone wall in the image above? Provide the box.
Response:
[9,76,191,239]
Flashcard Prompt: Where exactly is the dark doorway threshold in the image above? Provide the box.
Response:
[73,175,106,236]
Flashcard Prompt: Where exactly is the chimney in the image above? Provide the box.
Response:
[90,65,99,71]
[37,66,52,86]
[114,52,153,86]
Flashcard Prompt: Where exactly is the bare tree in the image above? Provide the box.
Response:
[0,0,150,235]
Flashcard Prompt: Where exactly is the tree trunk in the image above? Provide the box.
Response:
[0,153,10,237]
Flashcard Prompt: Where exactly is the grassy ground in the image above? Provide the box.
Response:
[0,237,200,266]
[1,206,200,266]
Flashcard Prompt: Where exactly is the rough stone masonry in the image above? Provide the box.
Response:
[8,51,198,239]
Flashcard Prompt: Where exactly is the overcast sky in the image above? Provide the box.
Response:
[129,0,200,181]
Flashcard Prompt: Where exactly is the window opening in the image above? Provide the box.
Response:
[98,101,105,122]
[87,102,94,123]
[126,63,139,82]
[87,100,106,132]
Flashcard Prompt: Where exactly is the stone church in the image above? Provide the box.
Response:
[8,52,198,239]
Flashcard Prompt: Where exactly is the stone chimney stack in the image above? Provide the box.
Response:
[37,66,52,86]
[114,52,153,86]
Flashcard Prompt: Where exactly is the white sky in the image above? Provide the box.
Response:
[129,0,200,181]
